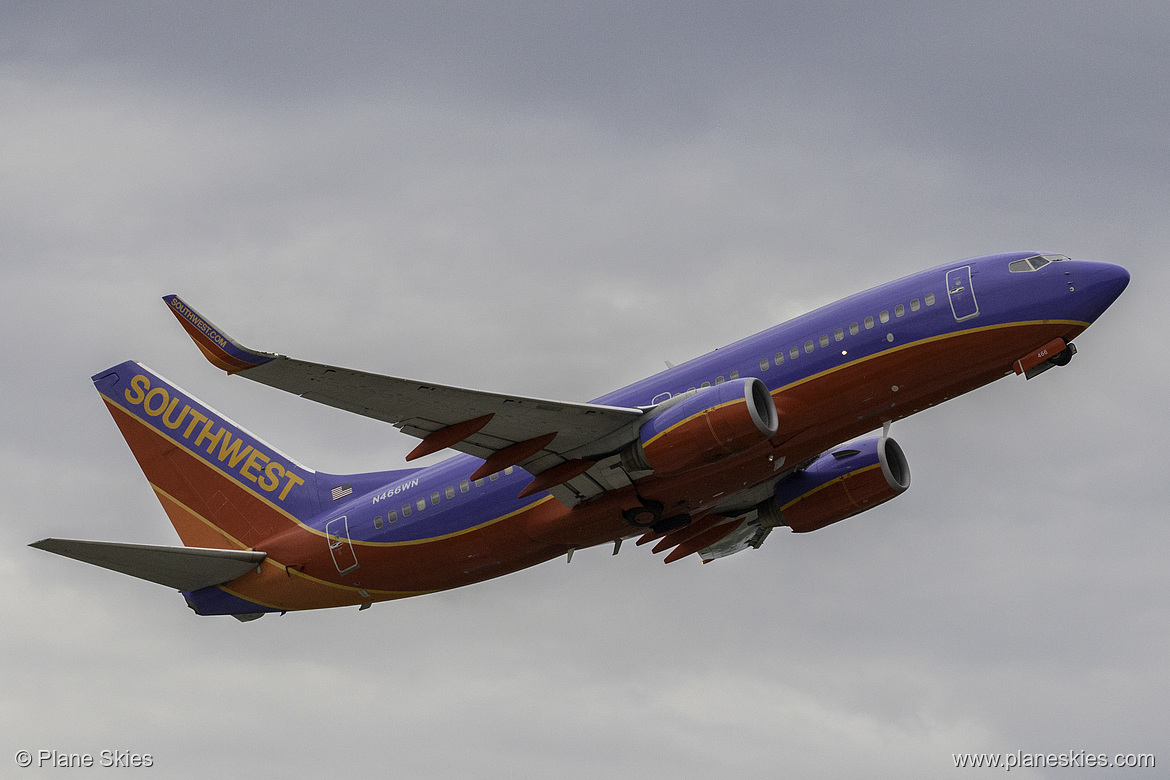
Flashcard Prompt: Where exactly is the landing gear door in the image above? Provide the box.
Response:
[325,515,359,575]
[946,266,979,322]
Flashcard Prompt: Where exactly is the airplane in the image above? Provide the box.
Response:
[31,251,1129,621]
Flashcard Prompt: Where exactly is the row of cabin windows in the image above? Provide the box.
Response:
[698,369,742,391]
[663,291,938,403]
[371,466,515,529]
[754,293,936,372]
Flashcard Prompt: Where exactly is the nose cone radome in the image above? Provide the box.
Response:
[1075,261,1130,323]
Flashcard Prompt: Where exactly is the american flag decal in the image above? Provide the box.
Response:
[331,483,353,501]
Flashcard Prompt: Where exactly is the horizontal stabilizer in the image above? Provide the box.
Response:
[30,539,266,591]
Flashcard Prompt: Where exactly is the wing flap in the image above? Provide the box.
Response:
[30,538,267,591]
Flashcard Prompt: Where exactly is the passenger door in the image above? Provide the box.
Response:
[325,515,359,575]
[946,266,979,322]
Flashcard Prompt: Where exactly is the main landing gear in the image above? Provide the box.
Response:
[621,499,663,527]
[621,499,691,534]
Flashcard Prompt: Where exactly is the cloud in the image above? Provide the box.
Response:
[2,4,1166,778]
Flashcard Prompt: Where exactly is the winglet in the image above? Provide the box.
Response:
[162,295,275,374]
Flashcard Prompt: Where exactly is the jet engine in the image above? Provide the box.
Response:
[621,377,779,475]
[765,434,910,533]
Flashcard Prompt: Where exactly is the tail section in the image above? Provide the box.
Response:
[93,361,322,550]
[31,360,422,619]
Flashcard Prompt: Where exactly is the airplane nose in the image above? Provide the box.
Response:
[1073,261,1130,323]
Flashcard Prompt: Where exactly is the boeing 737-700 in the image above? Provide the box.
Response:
[31,252,1129,620]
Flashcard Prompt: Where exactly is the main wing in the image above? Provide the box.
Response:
[163,295,645,500]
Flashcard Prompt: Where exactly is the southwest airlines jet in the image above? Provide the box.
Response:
[32,252,1129,621]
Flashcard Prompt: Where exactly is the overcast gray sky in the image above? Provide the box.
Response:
[2,3,1165,778]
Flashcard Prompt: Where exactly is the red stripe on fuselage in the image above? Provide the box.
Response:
[228,494,576,609]
[105,394,581,607]
[109,318,1086,608]
[379,319,1093,560]
[596,320,1089,523]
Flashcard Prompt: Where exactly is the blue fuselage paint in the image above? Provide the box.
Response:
[320,253,1129,547]
[173,252,1128,614]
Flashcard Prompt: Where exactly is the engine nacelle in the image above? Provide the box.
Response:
[622,377,779,475]
[767,435,910,533]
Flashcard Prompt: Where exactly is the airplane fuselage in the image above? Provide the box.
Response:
[58,251,1128,617]
[133,251,1125,616]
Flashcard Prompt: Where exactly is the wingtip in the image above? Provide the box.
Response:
[162,295,274,373]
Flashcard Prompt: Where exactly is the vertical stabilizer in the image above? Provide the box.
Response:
[93,361,321,550]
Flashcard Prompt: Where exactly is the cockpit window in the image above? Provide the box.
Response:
[1009,254,1069,273]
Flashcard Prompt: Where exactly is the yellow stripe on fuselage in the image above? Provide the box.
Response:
[770,319,1088,397]
[642,320,1083,450]
[150,483,428,600]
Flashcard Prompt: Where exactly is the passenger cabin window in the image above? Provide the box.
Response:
[445,486,455,499]
[804,340,814,354]
[910,298,921,312]
[402,504,412,517]
[730,370,739,380]
[715,376,724,384]
[701,381,711,389]
[834,328,844,342]
[819,334,829,348]
[849,322,859,335]
[490,472,499,481]
[864,316,874,329]
[774,352,784,365]
[880,310,890,323]
[460,480,470,493]
[759,358,769,371]
[790,346,799,359]
[505,466,514,475]
[388,510,398,523]
[416,498,426,511]
[374,515,383,529]
[895,304,905,317]
[925,293,936,306]
[431,491,441,505]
